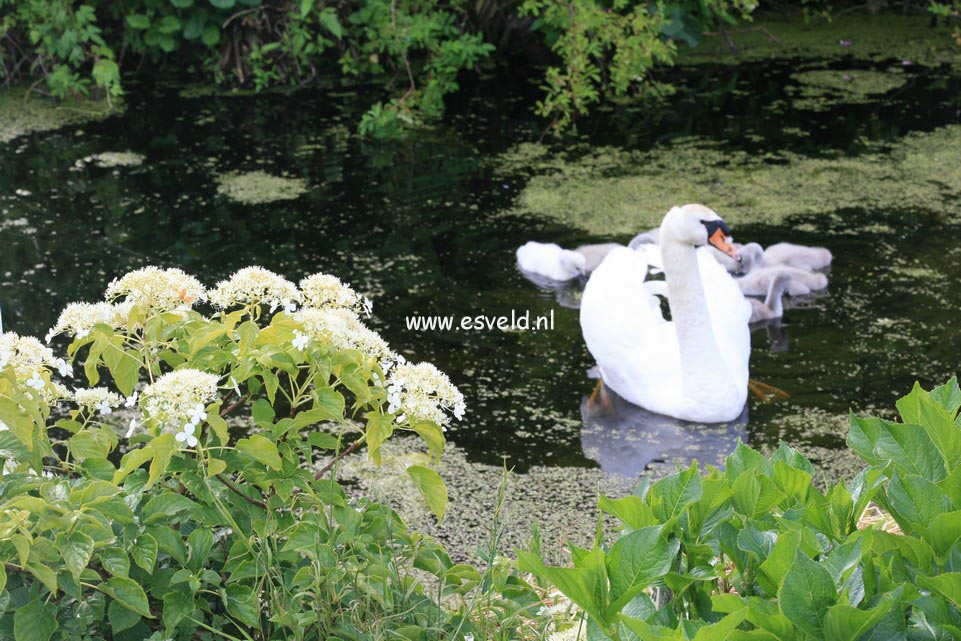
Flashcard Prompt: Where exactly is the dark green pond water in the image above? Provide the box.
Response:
[2,56,960,478]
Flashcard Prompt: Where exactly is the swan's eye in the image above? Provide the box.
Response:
[700,219,732,239]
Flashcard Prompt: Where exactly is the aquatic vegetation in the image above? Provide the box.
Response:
[524,378,961,641]
[215,170,309,205]
[0,90,121,143]
[73,151,145,168]
[679,12,961,68]
[789,68,907,110]
[500,124,961,235]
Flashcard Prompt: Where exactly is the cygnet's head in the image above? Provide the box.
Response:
[660,204,741,263]
[738,242,764,274]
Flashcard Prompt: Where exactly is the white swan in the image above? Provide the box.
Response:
[516,241,585,281]
[581,204,751,423]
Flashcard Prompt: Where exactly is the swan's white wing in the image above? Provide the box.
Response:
[516,241,585,281]
[697,248,751,390]
[581,247,682,413]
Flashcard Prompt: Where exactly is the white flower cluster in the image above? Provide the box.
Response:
[0,333,73,398]
[46,301,133,341]
[386,361,466,428]
[73,387,123,416]
[293,308,391,360]
[105,266,206,312]
[208,266,300,313]
[141,369,220,443]
[299,273,372,317]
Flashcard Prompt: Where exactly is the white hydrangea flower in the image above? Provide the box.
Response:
[385,362,466,428]
[105,266,206,312]
[299,273,370,315]
[47,302,130,341]
[74,387,123,416]
[175,424,199,448]
[291,330,309,351]
[0,333,60,381]
[293,308,391,360]
[141,368,220,433]
[208,266,300,313]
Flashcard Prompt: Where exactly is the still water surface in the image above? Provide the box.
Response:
[2,58,960,477]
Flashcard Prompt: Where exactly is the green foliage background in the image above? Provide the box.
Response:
[4,0,955,134]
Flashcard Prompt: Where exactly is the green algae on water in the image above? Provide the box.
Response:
[789,68,907,110]
[679,13,961,67]
[498,125,961,235]
[74,151,145,169]
[215,170,309,204]
[0,90,122,143]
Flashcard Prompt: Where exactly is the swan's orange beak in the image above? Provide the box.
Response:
[708,228,740,262]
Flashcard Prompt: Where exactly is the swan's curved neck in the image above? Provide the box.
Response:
[661,240,729,399]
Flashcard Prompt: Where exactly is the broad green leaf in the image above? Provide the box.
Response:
[885,472,951,530]
[919,573,961,610]
[726,442,773,480]
[163,589,194,632]
[236,434,282,470]
[58,530,94,579]
[927,510,961,556]
[732,471,785,519]
[142,491,199,523]
[224,584,260,627]
[848,414,946,482]
[823,599,893,641]
[366,413,393,465]
[407,465,447,520]
[931,377,961,415]
[13,598,58,641]
[823,539,862,587]
[132,533,159,572]
[100,577,154,618]
[649,463,702,523]
[757,530,801,596]
[107,600,141,633]
[147,433,178,488]
[126,14,150,29]
[207,412,228,444]
[606,526,678,611]
[692,608,749,641]
[517,548,609,627]
[598,494,657,530]
[779,552,837,638]
[99,546,130,578]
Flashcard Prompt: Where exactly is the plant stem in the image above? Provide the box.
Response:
[216,473,267,509]
[314,436,365,479]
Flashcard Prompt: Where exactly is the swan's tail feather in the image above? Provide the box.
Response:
[748,379,790,403]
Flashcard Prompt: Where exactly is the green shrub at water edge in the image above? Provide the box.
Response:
[521,377,961,640]
[0,265,544,641]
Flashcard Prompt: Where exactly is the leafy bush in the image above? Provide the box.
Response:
[0,265,542,641]
[520,378,961,640]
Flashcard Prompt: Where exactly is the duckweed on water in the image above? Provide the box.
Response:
[680,13,960,67]
[0,90,121,143]
[73,151,145,169]
[500,124,961,235]
[789,68,907,110]
[215,170,309,204]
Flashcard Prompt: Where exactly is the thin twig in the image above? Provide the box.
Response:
[216,473,267,509]
[220,394,249,418]
[314,437,364,479]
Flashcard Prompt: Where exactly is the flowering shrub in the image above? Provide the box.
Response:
[522,378,961,641]
[0,265,524,641]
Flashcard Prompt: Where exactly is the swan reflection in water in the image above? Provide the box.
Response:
[580,380,749,479]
